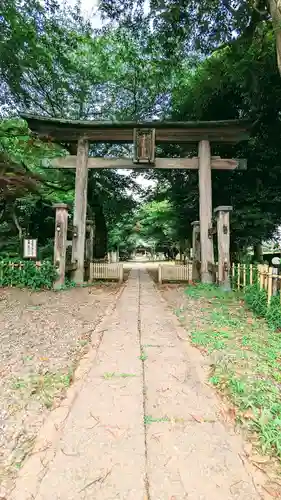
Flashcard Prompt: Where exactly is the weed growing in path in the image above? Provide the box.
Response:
[142,344,161,348]
[103,372,136,379]
[144,415,169,424]
[139,347,148,361]
[12,371,73,408]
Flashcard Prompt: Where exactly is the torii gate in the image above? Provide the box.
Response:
[22,114,250,284]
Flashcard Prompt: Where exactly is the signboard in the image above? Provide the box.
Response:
[133,128,155,164]
[272,256,281,266]
[23,239,37,259]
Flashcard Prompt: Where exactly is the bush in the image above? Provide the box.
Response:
[244,284,281,331]
[266,295,281,331]
[0,258,57,289]
[244,284,267,317]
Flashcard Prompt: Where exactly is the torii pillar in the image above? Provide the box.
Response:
[71,137,89,284]
[198,140,214,283]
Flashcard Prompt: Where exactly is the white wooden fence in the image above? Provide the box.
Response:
[158,263,192,284]
[89,262,123,282]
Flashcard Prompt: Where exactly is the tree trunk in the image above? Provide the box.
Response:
[11,209,23,253]
[268,0,281,75]
[254,242,263,263]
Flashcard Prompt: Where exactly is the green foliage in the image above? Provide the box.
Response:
[265,296,281,331]
[184,283,236,301]
[99,0,279,74]
[137,200,177,245]
[244,285,268,318]
[107,199,182,257]
[244,285,281,331]
[2,0,281,262]
[0,259,57,289]
[191,329,229,352]
[168,25,281,251]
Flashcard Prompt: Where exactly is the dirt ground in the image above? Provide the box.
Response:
[0,284,119,493]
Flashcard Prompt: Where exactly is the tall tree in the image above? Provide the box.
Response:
[146,24,281,254]
[98,0,281,75]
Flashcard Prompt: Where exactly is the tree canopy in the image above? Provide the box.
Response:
[1,0,281,261]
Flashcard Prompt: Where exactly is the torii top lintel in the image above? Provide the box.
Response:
[21,114,252,144]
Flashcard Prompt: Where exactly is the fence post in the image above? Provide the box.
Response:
[237,263,241,289]
[158,264,162,284]
[214,206,232,291]
[250,264,253,285]
[53,203,69,289]
[243,264,246,289]
[258,264,263,290]
[268,267,273,305]
[272,267,278,296]
[119,264,124,283]
[191,220,200,281]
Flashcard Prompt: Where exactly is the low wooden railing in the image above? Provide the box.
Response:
[158,263,192,284]
[231,263,281,305]
[89,262,124,282]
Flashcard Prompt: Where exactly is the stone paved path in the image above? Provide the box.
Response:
[12,270,265,499]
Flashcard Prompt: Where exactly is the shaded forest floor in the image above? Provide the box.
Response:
[160,282,281,498]
[0,284,119,494]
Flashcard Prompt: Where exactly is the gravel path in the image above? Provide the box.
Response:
[10,270,267,499]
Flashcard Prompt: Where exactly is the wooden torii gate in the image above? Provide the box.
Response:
[22,114,250,284]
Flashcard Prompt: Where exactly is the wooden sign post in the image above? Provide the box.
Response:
[191,221,201,281]
[53,203,69,288]
[23,239,37,259]
[214,205,233,290]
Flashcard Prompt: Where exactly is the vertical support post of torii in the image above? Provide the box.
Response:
[53,203,69,289]
[191,221,201,281]
[198,140,214,283]
[72,137,89,284]
[86,219,94,282]
[214,206,232,291]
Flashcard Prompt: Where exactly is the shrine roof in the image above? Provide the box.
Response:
[21,113,252,144]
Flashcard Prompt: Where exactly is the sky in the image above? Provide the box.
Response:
[66,0,102,28]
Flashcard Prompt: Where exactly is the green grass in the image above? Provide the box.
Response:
[182,283,281,460]
[184,282,237,301]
